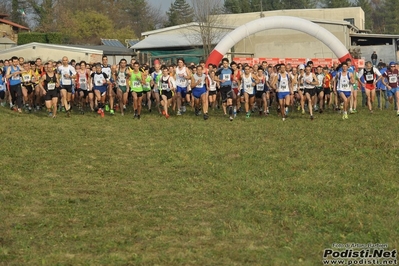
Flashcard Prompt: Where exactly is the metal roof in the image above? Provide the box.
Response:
[0,18,30,30]
[126,39,140,47]
[350,33,399,38]
[131,31,230,50]
[0,42,103,55]
[100,39,125,47]
[0,37,16,44]
[70,45,136,56]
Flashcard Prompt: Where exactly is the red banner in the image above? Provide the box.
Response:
[232,58,363,68]
[285,58,306,66]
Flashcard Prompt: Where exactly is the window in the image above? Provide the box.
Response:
[344,18,355,26]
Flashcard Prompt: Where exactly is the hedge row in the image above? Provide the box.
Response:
[18,32,66,45]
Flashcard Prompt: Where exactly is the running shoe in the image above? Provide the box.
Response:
[110,109,115,115]
[100,110,105,118]
[229,116,233,121]
[177,110,182,116]
[203,113,209,120]
[105,104,110,112]
[310,115,314,120]
[246,112,251,118]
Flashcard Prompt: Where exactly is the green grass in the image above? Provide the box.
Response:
[1,100,398,265]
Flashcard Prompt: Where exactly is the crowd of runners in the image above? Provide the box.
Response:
[0,54,398,121]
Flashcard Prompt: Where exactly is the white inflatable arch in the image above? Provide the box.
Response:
[206,16,352,66]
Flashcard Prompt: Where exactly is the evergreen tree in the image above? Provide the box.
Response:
[381,0,399,34]
[354,0,373,30]
[165,0,194,27]
[321,0,352,8]
[224,0,316,13]
[11,0,27,26]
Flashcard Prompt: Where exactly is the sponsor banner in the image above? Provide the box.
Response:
[232,58,365,68]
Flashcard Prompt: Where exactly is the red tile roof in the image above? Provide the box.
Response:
[0,18,29,30]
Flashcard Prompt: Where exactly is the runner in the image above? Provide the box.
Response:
[315,66,325,113]
[151,60,162,114]
[58,56,76,116]
[175,58,191,115]
[241,65,259,118]
[101,56,114,114]
[334,62,355,119]
[38,60,59,118]
[191,65,209,120]
[215,58,235,121]
[382,62,399,116]
[158,66,176,119]
[141,65,153,112]
[114,59,130,116]
[129,61,144,119]
[21,62,34,112]
[272,64,292,121]
[230,61,241,117]
[91,63,110,118]
[207,70,218,111]
[358,61,382,113]
[5,56,23,113]
[290,66,300,110]
[322,66,333,110]
[301,65,318,120]
[75,61,92,114]
[0,69,5,107]
[255,67,267,116]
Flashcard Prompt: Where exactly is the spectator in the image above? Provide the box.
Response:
[371,51,378,66]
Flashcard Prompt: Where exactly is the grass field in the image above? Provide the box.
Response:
[1,98,398,265]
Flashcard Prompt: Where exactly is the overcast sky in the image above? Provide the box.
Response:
[148,0,174,13]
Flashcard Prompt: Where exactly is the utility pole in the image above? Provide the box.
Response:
[260,0,264,17]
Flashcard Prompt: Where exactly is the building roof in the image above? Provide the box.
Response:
[0,42,103,55]
[350,33,399,38]
[141,22,235,37]
[0,37,16,44]
[131,31,230,50]
[0,18,30,30]
[100,39,125,48]
[70,44,136,56]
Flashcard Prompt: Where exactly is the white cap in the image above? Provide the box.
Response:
[298,64,305,70]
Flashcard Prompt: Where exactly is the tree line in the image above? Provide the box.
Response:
[1,0,399,45]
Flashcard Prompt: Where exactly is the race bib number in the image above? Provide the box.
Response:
[179,78,186,84]
[11,75,20,81]
[366,74,373,81]
[223,74,231,81]
[161,83,169,90]
[80,78,86,83]
[132,81,141,87]
[62,78,72,85]
[48,83,56,90]
[23,75,30,82]
[245,83,251,88]
[119,79,126,86]
[196,81,204,88]
[256,84,264,91]
[342,83,349,88]
[143,82,150,88]
[80,83,86,90]
[389,76,397,83]
[96,80,103,86]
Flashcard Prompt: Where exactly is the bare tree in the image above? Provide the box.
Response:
[190,0,225,58]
